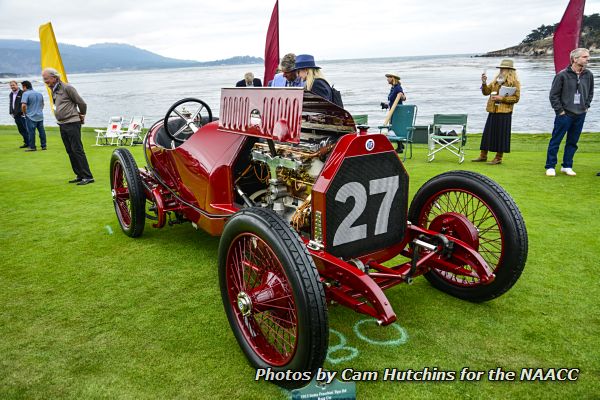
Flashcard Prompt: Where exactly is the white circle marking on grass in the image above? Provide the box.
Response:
[326,329,359,364]
[353,318,409,346]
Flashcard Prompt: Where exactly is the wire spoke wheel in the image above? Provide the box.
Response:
[112,162,132,228]
[110,148,146,237]
[218,208,328,388]
[420,190,502,286]
[409,171,527,302]
[226,233,299,365]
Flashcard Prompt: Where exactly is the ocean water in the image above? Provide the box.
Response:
[1,54,599,132]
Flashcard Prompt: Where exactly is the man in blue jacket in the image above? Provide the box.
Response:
[546,48,594,177]
[21,81,47,151]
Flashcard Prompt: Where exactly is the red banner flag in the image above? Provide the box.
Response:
[263,0,279,86]
[553,0,586,73]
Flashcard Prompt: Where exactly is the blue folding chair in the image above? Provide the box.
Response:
[378,105,417,161]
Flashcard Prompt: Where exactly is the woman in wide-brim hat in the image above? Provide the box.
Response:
[293,54,333,101]
[385,73,406,109]
[383,72,407,151]
[474,59,521,164]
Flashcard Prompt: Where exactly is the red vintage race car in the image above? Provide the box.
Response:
[109,88,527,388]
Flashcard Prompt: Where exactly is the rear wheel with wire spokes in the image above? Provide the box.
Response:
[408,171,528,302]
[218,207,328,388]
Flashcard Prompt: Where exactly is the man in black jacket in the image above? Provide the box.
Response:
[236,72,262,87]
[546,48,594,177]
[8,81,29,148]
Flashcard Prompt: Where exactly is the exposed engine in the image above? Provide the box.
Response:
[245,133,336,233]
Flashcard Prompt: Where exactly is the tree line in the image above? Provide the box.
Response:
[522,13,600,44]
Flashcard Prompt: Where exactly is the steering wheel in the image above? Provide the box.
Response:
[163,98,213,143]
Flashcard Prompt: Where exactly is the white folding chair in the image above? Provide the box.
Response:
[118,116,145,146]
[94,116,123,146]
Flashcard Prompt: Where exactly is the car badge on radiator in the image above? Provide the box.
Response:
[250,109,262,127]
[365,139,375,151]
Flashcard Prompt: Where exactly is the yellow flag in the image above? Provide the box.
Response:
[39,22,68,109]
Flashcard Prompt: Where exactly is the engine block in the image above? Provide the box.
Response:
[249,138,334,231]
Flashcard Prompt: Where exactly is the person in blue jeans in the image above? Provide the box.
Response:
[21,81,47,151]
[546,48,594,177]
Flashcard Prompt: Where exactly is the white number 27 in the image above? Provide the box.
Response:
[332,176,399,246]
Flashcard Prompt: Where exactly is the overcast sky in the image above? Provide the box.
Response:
[1,0,600,61]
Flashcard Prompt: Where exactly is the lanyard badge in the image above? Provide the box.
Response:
[574,76,581,105]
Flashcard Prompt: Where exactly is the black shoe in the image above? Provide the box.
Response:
[42,147,47,150]
[69,178,82,183]
[25,148,37,152]
[597,172,600,176]
[77,178,95,185]
[19,144,28,148]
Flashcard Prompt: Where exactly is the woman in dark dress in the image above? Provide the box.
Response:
[474,59,521,165]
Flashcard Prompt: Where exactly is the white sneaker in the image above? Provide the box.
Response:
[546,168,556,177]
[560,167,576,176]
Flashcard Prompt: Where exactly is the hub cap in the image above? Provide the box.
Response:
[418,189,504,286]
[429,212,480,250]
[237,292,252,316]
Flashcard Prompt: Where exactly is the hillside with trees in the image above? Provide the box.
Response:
[0,40,263,76]
[483,13,600,57]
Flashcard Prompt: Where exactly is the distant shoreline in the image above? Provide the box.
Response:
[12,52,597,80]
[2,56,596,133]
[0,53,496,80]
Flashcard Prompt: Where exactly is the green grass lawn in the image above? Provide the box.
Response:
[0,125,599,399]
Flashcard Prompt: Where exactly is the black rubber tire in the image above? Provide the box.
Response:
[408,171,528,302]
[218,207,328,389]
[110,148,146,238]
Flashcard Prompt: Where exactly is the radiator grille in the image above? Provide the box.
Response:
[325,151,409,258]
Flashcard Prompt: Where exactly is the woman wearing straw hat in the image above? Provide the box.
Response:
[293,54,333,101]
[382,72,407,151]
[385,72,406,109]
[474,59,521,165]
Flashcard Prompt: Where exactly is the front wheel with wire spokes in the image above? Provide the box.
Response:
[218,208,328,388]
[110,148,146,237]
[408,171,528,302]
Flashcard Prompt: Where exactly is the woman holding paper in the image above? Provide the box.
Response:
[473,59,521,164]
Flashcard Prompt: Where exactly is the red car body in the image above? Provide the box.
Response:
[110,87,527,386]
